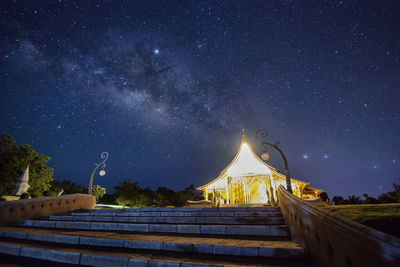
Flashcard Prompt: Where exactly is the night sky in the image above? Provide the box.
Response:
[1,0,399,198]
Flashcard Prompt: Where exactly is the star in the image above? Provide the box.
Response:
[0,0,398,202]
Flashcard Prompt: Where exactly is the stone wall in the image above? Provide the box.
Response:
[0,194,95,224]
[278,185,400,267]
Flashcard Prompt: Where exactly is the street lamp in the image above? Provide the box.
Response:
[256,129,293,193]
[88,152,109,195]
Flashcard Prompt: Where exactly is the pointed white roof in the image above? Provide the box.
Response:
[197,130,309,191]
[225,136,271,177]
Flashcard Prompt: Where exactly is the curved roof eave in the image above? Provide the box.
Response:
[197,131,310,190]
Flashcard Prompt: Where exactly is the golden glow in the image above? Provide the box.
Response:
[198,131,323,205]
[226,143,272,177]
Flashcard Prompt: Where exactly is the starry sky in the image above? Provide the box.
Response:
[1,0,399,198]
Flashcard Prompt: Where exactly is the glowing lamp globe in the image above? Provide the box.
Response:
[99,170,106,176]
[261,153,269,161]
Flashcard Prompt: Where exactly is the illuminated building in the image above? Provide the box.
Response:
[197,131,323,205]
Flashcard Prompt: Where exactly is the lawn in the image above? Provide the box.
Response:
[326,203,400,238]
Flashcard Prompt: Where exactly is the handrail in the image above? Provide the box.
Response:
[278,185,400,267]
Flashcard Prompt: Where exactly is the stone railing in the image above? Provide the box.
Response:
[278,185,400,267]
[0,194,95,224]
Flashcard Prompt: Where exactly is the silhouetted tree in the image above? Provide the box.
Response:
[114,180,153,207]
[347,195,362,204]
[378,183,400,203]
[99,194,116,205]
[0,135,54,196]
[51,180,87,194]
[154,187,178,206]
[319,192,329,202]
[363,194,379,204]
[332,196,345,205]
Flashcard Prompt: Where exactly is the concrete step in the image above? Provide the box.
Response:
[0,226,304,258]
[70,210,283,217]
[18,220,289,237]
[47,215,285,225]
[79,206,281,213]
[0,240,312,267]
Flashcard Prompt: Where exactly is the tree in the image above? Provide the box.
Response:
[115,195,132,208]
[0,135,19,195]
[154,187,178,206]
[347,195,362,204]
[362,193,379,204]
[378,183,400,203]
[0,135,54,196]
[114,180,150,208]
[98,194,116,205]
[91,185,106,202]
[51,180,87,194]
[332,196,345,205]
[319,192,329,202]
[177,184,197,206]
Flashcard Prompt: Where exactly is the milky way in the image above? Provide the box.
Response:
[1,1,399,197]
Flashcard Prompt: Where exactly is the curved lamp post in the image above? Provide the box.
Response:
[88,152,109,195]
[256,129,293,193]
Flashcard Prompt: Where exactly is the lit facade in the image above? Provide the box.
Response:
[197,132,322,205]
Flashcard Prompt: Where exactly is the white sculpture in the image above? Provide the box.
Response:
[13,166,30,196]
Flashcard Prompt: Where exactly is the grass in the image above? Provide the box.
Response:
[95,204,127,209]
[326,203,400,238]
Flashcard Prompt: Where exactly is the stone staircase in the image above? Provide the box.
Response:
[0,207,312,266]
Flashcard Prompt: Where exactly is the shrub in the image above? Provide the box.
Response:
[20,193,30,199]
[43,191,57,197]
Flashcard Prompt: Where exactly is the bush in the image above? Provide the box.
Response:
[115,195,132,208]
[20,193,30,199]
[98,194,116,205]
[43,191,57,197]
[91,185,106,202]
[0,197,6,202]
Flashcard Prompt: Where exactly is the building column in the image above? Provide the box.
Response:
[226,179,230,204]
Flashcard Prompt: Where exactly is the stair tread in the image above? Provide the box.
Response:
[18,219,290,237]
[65,215,283,218]
[0,239,312,267]
[81,207,281,212]
[70,212,283,217]
[23,220,288,227]
[46,215,285,225]
[0,226,301,249]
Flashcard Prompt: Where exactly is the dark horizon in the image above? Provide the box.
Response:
[1,1,399,198]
